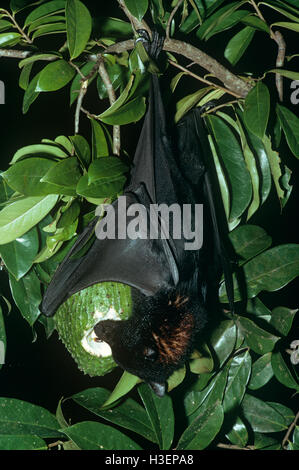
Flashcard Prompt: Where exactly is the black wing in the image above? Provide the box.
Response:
[41,75,181,317]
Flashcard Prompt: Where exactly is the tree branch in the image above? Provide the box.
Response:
[273,30,286,101]
[98,57,121,156]
[166,0,184,39]
[117,0,151,35]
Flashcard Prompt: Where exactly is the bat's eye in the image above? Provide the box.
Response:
[143,347,158,362]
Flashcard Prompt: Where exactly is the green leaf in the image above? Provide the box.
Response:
[167,366,186,392]
[176,403,224,450]
[0,32,21,47]
[271,352,299,391]
[205,9,250,40]
[0,195,58,245]
[0,173,14,204]
[99,97,146,125]
[0,435,47,450]
[268,402,295,426]
[0,398,63,438]
[269,68,299,81]
[276,104,299,159]
[69,135,91,167]
[19,53,61,69]
[270,306,297,336]
[237,316,279,355]
[224,26,255,65]
[0,20,13,32]
[124,0,148,21]
[229,225,272,262]
[62,421,141,450]
[101,371,140,409]
[23,72,41,113]
[41,157,81,196]
[248,353,274,390]
[271,21,299,32]
[3,158,59,196]
[0,227,39,280]
[241,14,270,32]
[32,23,66,39]
[223,350,251,413]
[138,383,174,450]
[36,60,75,92]
[244,82,270,139]
[57,201,80,229]
[220,244,299,302]
[226,416,248,447]
[91,119,109,158]
[92,16,132,39]
[66,0,92,59]
[209,319,237,367]
[10,0,45,14]
[207,115,252,221]
[10,143,67,164]
[72,387,157,444]
[175,88,212,123]
[24,1,65,25]
[76,172,126,199]
[241,394,288,432]
[97,62,129,100]
[28,15,66,34]
[246,297,272,322]
[254,432,281,450]
[9,269,41,325]
[87,157,128,184]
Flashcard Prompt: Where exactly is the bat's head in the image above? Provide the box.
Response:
[93,292,206,396]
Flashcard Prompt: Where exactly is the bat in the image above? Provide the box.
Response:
[41,33,234,397]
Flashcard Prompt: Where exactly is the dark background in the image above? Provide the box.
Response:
[0,0,298,422]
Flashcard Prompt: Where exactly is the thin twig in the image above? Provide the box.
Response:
[217,443,254,450]
[204,100,240,114]
[1,9,32,43]
[273,30,286,101]
[166,0,184,39]
[0,38,252,98]
[81,107,99,120]
[98,57,121,156]
[168,59,243,98]
[282,410,299,449]
[75,80,88,134]
[117,0,151,35]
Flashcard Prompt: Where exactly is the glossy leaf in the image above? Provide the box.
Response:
[99,97,146,125]
[208,320,237,367]
[124,0,148,21]
[138,383,174,450]
[66,0,92,59]
[36,60,75,92]
[244,82,270,139]
[270,306,297,336]
[175,88,211,123]
[32,23,66,39]
[10,144,67,165]
[0,32,22,47]
[72,387,157,443]
[69,135,91,167]
[220,244,299,302]
[91,119,109,158]
[3,158,59,196]
[0,434,47,450]
[62,421,141,450]
[0,227,39,280]
[248,353,274,390]
[0,195,58,245]
[224,26,255,65]
[10,0,45,14]
[226,416,248,447]
[101,371,140,409]
[0,397,62,438]
[276,104,299,159]
[241,394,288,433]
[241,14,270,32]
[223,350,251,413]
[87,157,128,185]
[177,403,224,450]
[229,224,272,262]
[22,72,41,113]
[237,316,279,355]
[24,1,66,25]
[28,15,66,34]
[9,269,41,325]
[207,115,252,221]
[271,351,299,391]
[41,157,81,196]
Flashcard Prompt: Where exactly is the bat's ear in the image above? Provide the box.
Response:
[148,381,166,397]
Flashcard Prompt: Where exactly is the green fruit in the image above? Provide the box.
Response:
[54,282,132,376]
